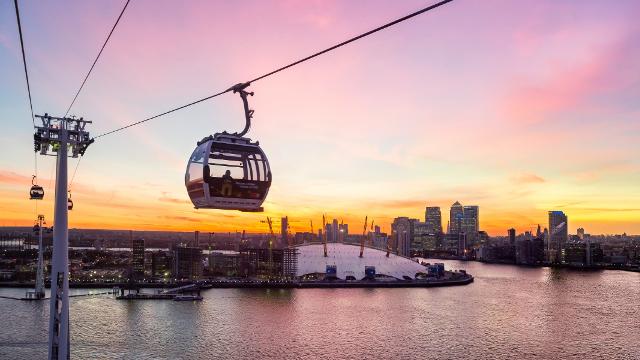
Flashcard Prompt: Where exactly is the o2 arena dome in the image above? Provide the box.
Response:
[296,243,426,280]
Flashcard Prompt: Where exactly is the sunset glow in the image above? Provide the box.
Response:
[1,0,639,235]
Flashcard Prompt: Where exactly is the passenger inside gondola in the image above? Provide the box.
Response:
[221,170,233,197]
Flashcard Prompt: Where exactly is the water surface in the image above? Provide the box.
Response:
[1,260,638,359]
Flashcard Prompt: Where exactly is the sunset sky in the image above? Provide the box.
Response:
[1,0,639,235]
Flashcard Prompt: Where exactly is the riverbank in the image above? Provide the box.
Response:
[423,256,640,273]
[0,273,473,290]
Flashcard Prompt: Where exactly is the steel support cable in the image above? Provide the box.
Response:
[64,0,131,117]
[14,0,35,127]
[93,0,454,139]
[15,0,40,200]
[68,156,82,190]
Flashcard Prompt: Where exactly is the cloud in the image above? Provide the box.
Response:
[511,173,545,185]
[161,215,202,223]
[503,23,640,125]
[0,171,30,185]
[158,193,190,204]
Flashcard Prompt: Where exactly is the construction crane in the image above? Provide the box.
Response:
[359,216,368,258]
[322,214,328,257]
[262,217,276,273]
[386,226,391,257]
[369,219,375,246]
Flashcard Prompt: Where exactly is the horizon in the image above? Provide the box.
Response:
[2,0,639,236]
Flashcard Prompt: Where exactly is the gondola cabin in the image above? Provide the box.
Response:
[185,133,271,212]
[30,185,44,200]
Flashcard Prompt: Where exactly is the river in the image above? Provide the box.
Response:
[1,260,639,359]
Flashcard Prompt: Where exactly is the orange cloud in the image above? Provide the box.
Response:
[511,173,545,185]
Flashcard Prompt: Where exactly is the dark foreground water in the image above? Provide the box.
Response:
[1,260,639,359]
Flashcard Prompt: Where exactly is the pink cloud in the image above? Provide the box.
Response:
[503,24,640,125]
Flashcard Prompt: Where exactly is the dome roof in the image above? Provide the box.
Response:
[295,243,425,280]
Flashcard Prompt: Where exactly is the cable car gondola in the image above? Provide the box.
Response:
[30,175,44,200]
[67,192,73,211]
[185,83,271,212]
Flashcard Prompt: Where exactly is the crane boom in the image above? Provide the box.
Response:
[359,216,368,258]
[266,217,275,273]
[323,214,328,257]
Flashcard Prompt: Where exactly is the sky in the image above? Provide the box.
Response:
[1,0,639,236]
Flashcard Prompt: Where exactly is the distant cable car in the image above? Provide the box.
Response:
[67,192,73,211]
[185,83,271,212]
[30,175,44,200]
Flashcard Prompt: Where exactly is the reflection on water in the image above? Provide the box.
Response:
[1,260,639,359]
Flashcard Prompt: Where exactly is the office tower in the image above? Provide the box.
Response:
[462,205,479,245]
[132,239,145,281]
[281,217,288,248]
[332,219,339,243]
[151,251,170,278]
[173,245,203,280]
[508,228,516,245]
[194,231,200,247]
[577,228,585,240]
[391,217,418,257]
[548,211,568,263]
[536,224,542,238]
[449,201,464,235]
[425,207,442,234]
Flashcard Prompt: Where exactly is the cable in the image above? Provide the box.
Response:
[13,0,35,127]
[68,156,82,190]
[64,0,131,117]
[94,89,229,138]
[93,0,454,138]
[248,0,454,84]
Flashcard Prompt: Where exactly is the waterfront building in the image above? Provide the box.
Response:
[209,252,240,276]
[508,228,516,245]
[132,239,145,281]
[238,248,298,278]
[281,217,288,248]
[332,219,339,243]
[412,222,428,253]
[424,207,442,234]
[462,205,479,246]
[391,217,418,257]
[151,251,170,279]
[173,246,203,280]
[515,237,545,265]
[449,201,464,235]
[296,243,427,280]
[548,211,568,263]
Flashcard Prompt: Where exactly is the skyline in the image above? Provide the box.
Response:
[2,0,640,235]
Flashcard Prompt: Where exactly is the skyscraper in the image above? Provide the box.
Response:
[462,205,479,245]
[424,206,442,234]
[508,228,516,245]
[548,211,568,263]
[281,217,288,248]
[449,201,464,235]
[132,239,145,281]
[391,217,417,257]
[332,219,339,243]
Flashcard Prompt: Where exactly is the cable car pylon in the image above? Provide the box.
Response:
[34,113,93,360]
[27,214,46,300]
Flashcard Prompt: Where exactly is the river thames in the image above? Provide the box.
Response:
[1,260,639,359]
